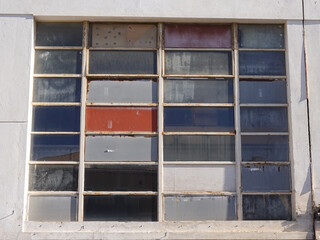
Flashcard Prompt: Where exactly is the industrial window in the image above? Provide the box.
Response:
[27,22,291,222]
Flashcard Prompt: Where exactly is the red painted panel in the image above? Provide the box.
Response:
[164,24,232,48]
[86,107,157,132]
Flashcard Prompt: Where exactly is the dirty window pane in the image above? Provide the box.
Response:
[89,50,157,74]
[242,136,289,162]
[34,50,82,74]
[242,165,291,192]
[165,51,232,75]
[240,107,288,132]
[33,78,81,102]
[164,107,234,132]
[164,135,235,161]
[84,165,157,191]
[165,195,236,221]
[87,80,157,103]
[32,106,80,132]
[29,165,78,191]
[29,196,77,221]
[240,80,287,104]
[90,23,157,48]
[238,24,284,49]
[84,195,157,221]
[85,135,157,162]
[243,195,292,220]
[165,24,232,48]
[164,79,233,103]
[31,135,79,161]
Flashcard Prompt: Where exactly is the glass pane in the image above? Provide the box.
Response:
[33,78,81,102]
[238,24,284,49]
[85,135,157,162]
[242,136,289,162]
[87,80,157,103]
[31,135,79,161]
[243,195,292,220]
[84,195,157,221]
[165,195,236,221]
[91,23,157,48]
[240,80,287,104]
[239,51,285,76]
[32,106,80,132]
[84,165,157,191]
[242,165,291,192]
[165,24,232,48]
[29,195,77,221]
[164,107,234,132]
[164,135,235,161]
[34,50,82,74]
[240,107,288,132]
[164,79,233,103]
[29,165,78,191]
[165,51,232,75]
[89,50,157,74]
[36,22,83,46]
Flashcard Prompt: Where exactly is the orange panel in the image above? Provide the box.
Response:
[86,107,157,132]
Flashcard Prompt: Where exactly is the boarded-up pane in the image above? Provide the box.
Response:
[164,107,234,132]
[84,165,157,191]
[84,195,157,221]
[165,24,232,48]
[165,51,232,75]
[91,23,157,48]
[164,79,233,103]
[240,107,288,132]
[89,50,157,74]
[163,165,236,192]
[85,135,157,162]
[243,195,292,220]
[87,80,157,103]
[164,135,235,161]
[242,136,289,162]
[29,196,77,221]
[29,165,78,191]
[242,165,291,192]
[165,195,236,221]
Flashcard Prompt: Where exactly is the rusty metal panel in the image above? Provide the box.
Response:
[85,107,157,132]
[91,23,157,48]
[87,80,157,103]
[164,195,236,221]
[164,24,232,48]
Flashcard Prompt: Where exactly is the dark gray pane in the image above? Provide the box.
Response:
[84,195,157,221]
[165,51,232,75]
[32,106,80,132]
[239,51,285,76]
[165,195,236,221]
[164,107,234,132]
[243,195,292,220]
[34,50,82,74]
[164,79,233,103]
[36,22,83,46]
[242,136,289,162]
[84,165,157,191]
[29,195,77,221]
[89,50,157,74]
[238,24,284,49]
[242,165,291,192]
[241,107,288,132]
[33,78,81,102]
[31,135,79,161]
[164,135,235,161]
[29,165,78,191]
[240,80,287,104]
